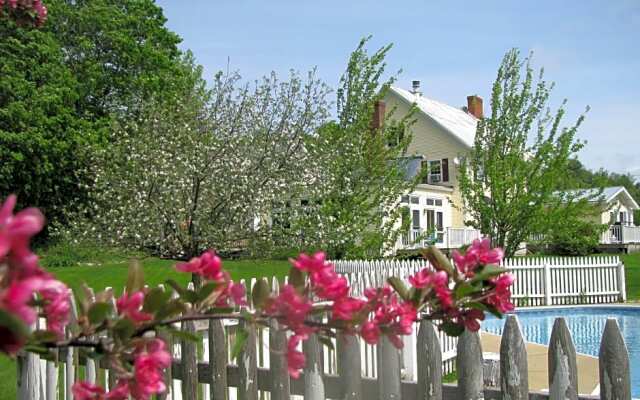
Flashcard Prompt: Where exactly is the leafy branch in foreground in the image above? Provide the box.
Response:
[0,195,514,399]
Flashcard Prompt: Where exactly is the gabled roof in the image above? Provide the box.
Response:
[562,186,640,210]
[389,86,478,148]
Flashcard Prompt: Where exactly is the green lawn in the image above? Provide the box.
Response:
[621,252,640,301]
[0,250,291,399]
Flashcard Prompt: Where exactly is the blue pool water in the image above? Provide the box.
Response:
[482,306,640,397]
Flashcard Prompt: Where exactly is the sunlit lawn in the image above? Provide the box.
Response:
[0,251,291,398]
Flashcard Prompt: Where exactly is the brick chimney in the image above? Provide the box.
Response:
[466,95,483,119]
[371,100,386,131]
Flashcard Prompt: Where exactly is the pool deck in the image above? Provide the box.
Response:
[480,332,599,395]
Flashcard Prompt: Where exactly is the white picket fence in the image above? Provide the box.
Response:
[16,256,626,399]
[334,255,626,307]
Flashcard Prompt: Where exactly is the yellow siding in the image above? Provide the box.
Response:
[384,92,471,228]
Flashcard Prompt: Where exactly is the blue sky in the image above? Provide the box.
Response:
[157,0,640,176]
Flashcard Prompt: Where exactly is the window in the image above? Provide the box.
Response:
[410,196,420,205]
[426,198,434,206]
[412,210,420,229]
[429,160,442,183]
[426,198,443,207]
[434,199,443,207]
[421,158,449,184]
[401,195,409,203]
[425,210,444,243]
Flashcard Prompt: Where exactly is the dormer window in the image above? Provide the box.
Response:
[421,158,450,184]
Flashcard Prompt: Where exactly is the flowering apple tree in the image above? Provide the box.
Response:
[1,195,514,399]
[63,66,331,259]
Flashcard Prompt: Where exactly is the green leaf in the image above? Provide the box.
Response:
[387,276,409,300]
[251,278,270,309]
[125,259,144,294]
[143,287,171,314]
[422,246,454,275]
[288,267,305,293]
[113,318,136,341]
[31,330,59,344]
[0,309,30,339]
[88,302,112,325]
[155,299,186,321]
[470,264,507,284]
[440,321,465,336]
[231,328,249,362]
[454,282,477,300]
[166,326,200,342]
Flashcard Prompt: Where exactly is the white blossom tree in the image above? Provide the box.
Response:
[66,58,330,259]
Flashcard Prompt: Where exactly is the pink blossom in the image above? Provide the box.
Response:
[229,282,247,306]
[453,238,504,277]
[487,274,515,313]
[0,277,42,325]
[286,334,306,378]
[116,291,153,324]
[408,268,432,288]
[360,320,381,344]
[332,296,366,321]
[39,279,71,337]
[175,250,225,282]
[460,309,485,331]
[72,382,106,400]
[265,285,312,334]
[292,251,329,274]
[129,339,171,399]
[105,380,130,400]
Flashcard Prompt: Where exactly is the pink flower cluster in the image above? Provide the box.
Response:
[0,0,47,26]
[175,250,246,306]
[0,195,70,354]
[361,287,417,348]
[72,338,171,400]
[452,237,505,277]
[408,269,453,308]
[116,291,153,325]
[487,274,515,313]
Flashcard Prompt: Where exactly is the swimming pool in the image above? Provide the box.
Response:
[482,306,640,397]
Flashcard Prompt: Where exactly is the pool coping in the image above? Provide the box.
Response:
[514,303,640,312]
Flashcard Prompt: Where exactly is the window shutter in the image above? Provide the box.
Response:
[421,160,429,184]
[442,158,449,182]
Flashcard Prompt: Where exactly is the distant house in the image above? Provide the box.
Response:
[382,81,482,252]
[568,186,640,246]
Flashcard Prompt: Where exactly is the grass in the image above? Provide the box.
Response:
[0,245,291,398]
[621,252,640,301]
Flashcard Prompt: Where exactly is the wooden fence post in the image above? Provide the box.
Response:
[500,315,528,400]
[617,261,627,302]
[548,318,578,400]
[337,333,362,400]
[544,262,553,305]
[16,352,39,400]
[302,329,325,400]
[269,322,290,400]
[417,321,442,400]
[181,320,199,399]
[377,335,402,400]
[208,319,228,400]
[457,330,484,400]
[237,320,258,400]
[599,319,631,400]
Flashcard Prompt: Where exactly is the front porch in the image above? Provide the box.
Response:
[601,224,640,244]
[398,227,481,251]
